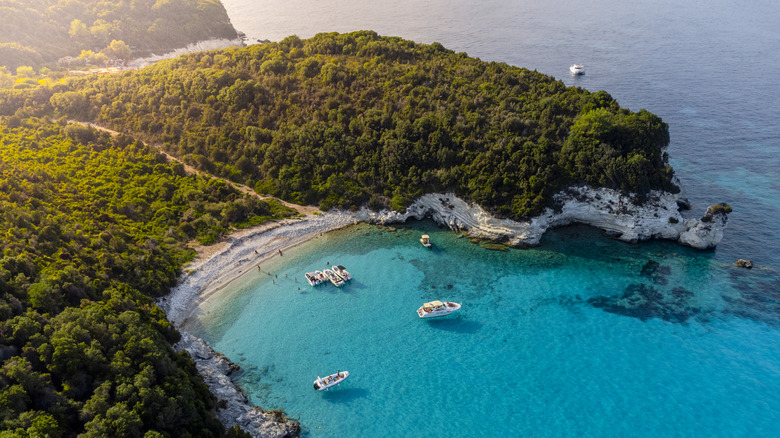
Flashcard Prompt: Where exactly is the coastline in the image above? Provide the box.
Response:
[158,186,729,437]
[157,212,361,437]
[126,38,244,70]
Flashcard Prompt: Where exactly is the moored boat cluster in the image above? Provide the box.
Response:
[305,265,352,287]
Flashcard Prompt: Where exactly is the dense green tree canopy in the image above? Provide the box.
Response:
[0,117,293,436]
[12,31,677,217]
[0,0,237,70]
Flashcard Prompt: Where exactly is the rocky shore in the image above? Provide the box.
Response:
[158,185,729,437]
[354,187,729,250]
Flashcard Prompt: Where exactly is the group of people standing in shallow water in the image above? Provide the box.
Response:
[251,249,310,290]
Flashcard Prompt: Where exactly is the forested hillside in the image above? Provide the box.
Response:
[0,117,295,436]
[7,31,678,218]
[0,0,237,70]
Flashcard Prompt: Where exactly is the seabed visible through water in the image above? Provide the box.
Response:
[189,221,780,437]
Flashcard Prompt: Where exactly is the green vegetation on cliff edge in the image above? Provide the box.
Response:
[2,31,678,218]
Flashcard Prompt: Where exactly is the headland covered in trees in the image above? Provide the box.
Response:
[0,30,732,437]
[0,0,238,71]
[5,30,728,247]
[10,31,680,219]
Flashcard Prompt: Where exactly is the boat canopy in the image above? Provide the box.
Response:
[428,300,444,307]
[422,235,430,239]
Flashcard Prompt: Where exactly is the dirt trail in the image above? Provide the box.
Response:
[72,121,319,216]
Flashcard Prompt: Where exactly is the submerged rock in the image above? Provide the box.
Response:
[588,283,697,324]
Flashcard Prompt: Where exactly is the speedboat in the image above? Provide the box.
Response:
[570,64,584,75]
[305,271,327,286]
[313,371,349,391]
[332,265,352,281]
[417,300,461,318]
[420,234,432,248]
[324,269,345,287]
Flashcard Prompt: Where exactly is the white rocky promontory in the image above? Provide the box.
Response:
[351,186,729,250]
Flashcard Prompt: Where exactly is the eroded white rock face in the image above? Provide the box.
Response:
[351,187,727,250]
[678,213,728,249]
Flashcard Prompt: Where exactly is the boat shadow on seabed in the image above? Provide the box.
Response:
[321,387,370,403]
[424,316,482,334]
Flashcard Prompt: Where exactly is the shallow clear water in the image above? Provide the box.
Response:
[196,0,780,435]
[191,223,780,437]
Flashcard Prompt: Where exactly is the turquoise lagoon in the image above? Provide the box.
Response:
[189,222,780,437]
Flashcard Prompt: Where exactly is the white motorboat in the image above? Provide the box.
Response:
[305,271,327,286]
[324,269,345,287]
[313,371,349,391]
[570,64,584,75]
[420,234,432,248]
[417,300,461,318]
[332,265,352,281]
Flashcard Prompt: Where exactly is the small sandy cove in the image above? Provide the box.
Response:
[158,211,360,326]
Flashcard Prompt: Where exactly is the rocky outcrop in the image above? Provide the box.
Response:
[177,332,300,438]
[678,203,731,250]
[735,259,753,269]
[351,187,729,250]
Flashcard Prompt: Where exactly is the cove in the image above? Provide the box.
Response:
[187,221,780,437]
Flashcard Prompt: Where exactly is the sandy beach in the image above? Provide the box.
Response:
[156,211,363,437]
[160,211,360,326]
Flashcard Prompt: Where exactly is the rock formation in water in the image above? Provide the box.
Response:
[351,186,730,250]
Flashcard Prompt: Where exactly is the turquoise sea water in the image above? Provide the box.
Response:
[196,0,780,435]
[190,223,780,437]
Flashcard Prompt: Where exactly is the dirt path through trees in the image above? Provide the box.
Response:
[72,121,319,216]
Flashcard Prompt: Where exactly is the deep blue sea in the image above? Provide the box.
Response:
[192,0,780,435]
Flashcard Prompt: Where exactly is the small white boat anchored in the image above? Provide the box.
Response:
[417,300,461,318]
[324,269,346,287]
[570,64,585,75]
[332,265,352,281]
[305,271,327,286]
[313,371,349,391]
[420,234,432,248]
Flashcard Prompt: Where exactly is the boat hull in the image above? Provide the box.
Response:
[305,271,326,286]
[417,301,461,318]
[332,265,352,281]
[314,371,349,391]
[324,269,345,287]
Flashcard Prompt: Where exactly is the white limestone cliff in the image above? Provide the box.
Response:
[350,186,728,250]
